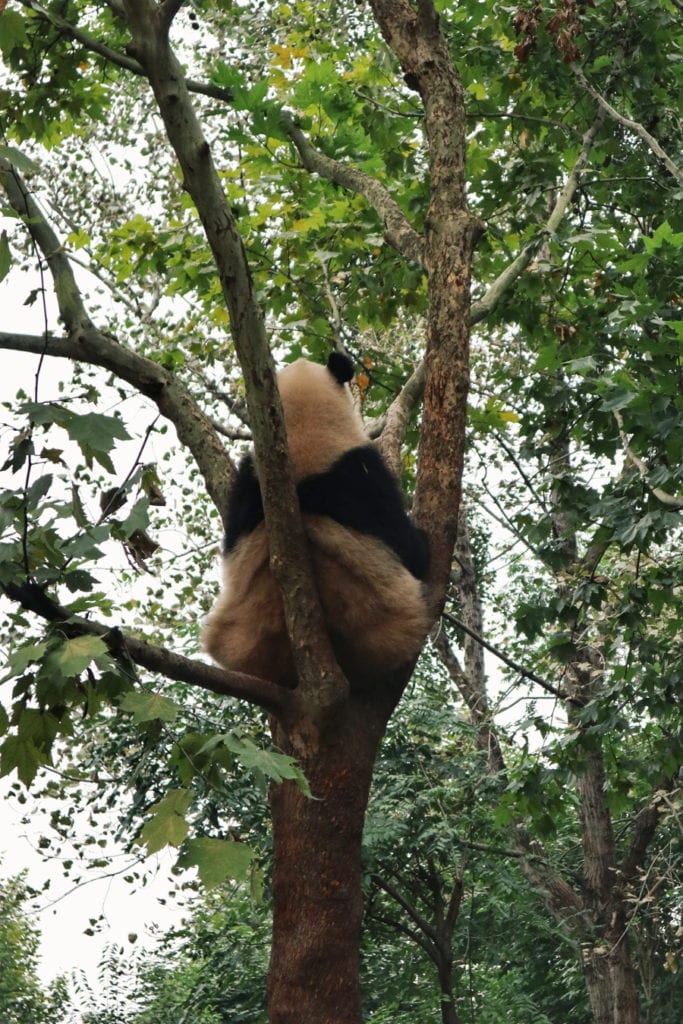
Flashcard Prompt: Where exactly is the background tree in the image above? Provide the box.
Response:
[0,871,69,1024]
[0,2,681,1023]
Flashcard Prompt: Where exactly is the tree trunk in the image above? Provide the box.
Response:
[267,685,401,1024]
[436,954,460,1024]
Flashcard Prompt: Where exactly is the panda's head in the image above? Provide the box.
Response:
[277,352,368,479]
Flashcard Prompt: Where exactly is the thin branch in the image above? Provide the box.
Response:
[17,0,234,104]
[614,410,683,509]
[371,874,438,943]
[2,581,289,716]
[470,112,605,326]
[572,64,683,187]
[280,110,425,267]
[441,609,574,705]
[377,360,426,476]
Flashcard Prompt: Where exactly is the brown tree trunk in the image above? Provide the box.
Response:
[267,685,401,1024]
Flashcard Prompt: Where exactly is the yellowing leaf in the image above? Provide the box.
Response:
[270,43,309,69]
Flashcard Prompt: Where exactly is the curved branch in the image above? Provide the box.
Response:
[280,111,425,267]
[572,64,683,187]
[614,410,683,509]
[377,360,426,475]
[2,581,289,716]
[371,874,438,943]
[470,112,605,326]
[0,157,235,530]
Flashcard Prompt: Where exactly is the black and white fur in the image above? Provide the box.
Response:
[203,353,429,685]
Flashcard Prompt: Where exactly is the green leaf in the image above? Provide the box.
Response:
[120,691,180,724]
[0,10,29,57]
[48,635,109,676]
[140,810,189,854]
[0,145,40,175]
[3,641,49,680]
[139,789,192,854]
[0,735,44,786]
[177,837,253,886]
[223,735,312,796]
[66,412,130,453]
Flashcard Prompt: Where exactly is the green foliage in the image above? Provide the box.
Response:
[0,873,68,1024]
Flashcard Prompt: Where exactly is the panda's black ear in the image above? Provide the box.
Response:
[327,351,355,385]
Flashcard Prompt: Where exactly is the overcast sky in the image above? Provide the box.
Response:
[0,257,195,987]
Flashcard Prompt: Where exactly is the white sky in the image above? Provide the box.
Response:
[0,259,195,988]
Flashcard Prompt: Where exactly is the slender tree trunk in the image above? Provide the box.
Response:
[436,955,460,1024]
[267,685,401,1024]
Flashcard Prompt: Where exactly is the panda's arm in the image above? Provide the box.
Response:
[223,454,264,553]
[297,446,429,580]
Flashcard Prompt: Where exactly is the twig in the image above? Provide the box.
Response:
[470,112,605,326]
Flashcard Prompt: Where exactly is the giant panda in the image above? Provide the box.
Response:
[202,352,429,687]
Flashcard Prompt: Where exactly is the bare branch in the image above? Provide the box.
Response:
[572,64,683,187]
[620,790,673,885]
[377,361,426,475]
[2,581,289,716]
[614,410,683,509]
[371,874,438,943]
[440,609,573,703]
[158,0,185,36]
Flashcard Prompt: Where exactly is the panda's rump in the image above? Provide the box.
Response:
[203,517,429,684]
[306,516,429,674]
[202,525,293,686]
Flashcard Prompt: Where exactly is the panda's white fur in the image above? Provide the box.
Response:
[203,357,429,687]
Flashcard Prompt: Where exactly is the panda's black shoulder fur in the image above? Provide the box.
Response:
[224,454,263,553]
[224,446,429,581]
[297,446,429,580]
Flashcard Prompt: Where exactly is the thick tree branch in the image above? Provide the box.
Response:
[619,795,668,886]
[121,0,346,716]
[0,161,235,526]
[280,111,425,267]
[369,0,483,617]
[2,581,289,716]
[572,64,683,186]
